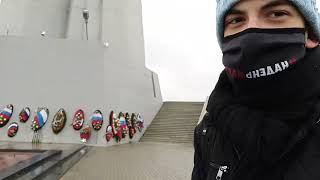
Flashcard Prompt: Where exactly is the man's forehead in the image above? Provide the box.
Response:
[231,0,291,8]
[228,0,294,13]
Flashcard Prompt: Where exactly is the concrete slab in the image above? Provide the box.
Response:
[61,142,194,180]
[0,142,87,180]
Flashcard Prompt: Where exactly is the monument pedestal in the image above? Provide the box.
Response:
[0,142,88,180]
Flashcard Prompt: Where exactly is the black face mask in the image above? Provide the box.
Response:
[222,28,306,79]
[221,28,320,105]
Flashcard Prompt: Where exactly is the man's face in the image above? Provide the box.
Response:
[223,0,319,48]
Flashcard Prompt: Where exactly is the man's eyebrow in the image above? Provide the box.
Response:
[261,0,291,11]
[225,0,291,17]
[226,9,245,16]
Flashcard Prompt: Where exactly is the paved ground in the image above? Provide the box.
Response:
[61,142,194,180]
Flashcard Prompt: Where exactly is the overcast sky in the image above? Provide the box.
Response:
[141,0,320,102]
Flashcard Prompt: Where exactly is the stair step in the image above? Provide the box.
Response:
[141,137,194,143]
[141,141,192,144]
[160,104,203,108]
[144,131,193,135]
[143,135,194,138]
[159,108,202,113]
[148,124,196,127]
[151,120,198,123]
[141,102,203,144]
[151,118,199,122]
[152,117,200,120]
[141,136,194,141]
[143,136,194,140]
[149,124,197,127]
[146,130,194,134]
[148,123,196,126]
[144,130,194,134]
[162,105,204,108]
[161,107,203,109]
[147,126,197,130]
[146,130,195,133]
[163,102,204,105]
[142,133,194,137]
[153,116,200,120]
[160,105,203,108]
[148,141,192,143]
[150,122,198,125]
[156,114,201,118]
[147,127,195,132]
[162,105,203,107]
[143,134,193,138]
[142,135,194,139]
[144,128,195,133]
[152,119,199,122]
[150,120,198,124]
[151,119,198,122]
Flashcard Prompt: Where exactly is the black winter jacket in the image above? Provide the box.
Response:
[192,111,320,180]
[192,47,320,180]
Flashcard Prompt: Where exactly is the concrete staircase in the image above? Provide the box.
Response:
[140,102,204,144]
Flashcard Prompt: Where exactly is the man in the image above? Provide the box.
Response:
[192,0,320,179]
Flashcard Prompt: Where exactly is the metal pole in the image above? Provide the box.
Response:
[83,9,89,40]
[85,21,88,40]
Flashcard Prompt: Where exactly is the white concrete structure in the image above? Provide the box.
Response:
[0,0,163,146]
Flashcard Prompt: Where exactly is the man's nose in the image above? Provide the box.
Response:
[246,17,261,29]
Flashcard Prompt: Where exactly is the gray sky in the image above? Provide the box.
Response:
[141,0,320,102]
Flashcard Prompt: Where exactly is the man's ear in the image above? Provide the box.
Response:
[305,31,319,49]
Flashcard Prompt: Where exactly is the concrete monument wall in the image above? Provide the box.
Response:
[0,0,70,38]
[0,36,162,146]
[0,0,161,146]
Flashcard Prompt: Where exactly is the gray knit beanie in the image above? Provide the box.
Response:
[216,0,320,46]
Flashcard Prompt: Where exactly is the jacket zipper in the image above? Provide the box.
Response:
[209,162,229,180]
[232,144,241,161]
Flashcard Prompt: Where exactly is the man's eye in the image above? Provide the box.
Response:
[226,18,243,25]
[269,11,289,18]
